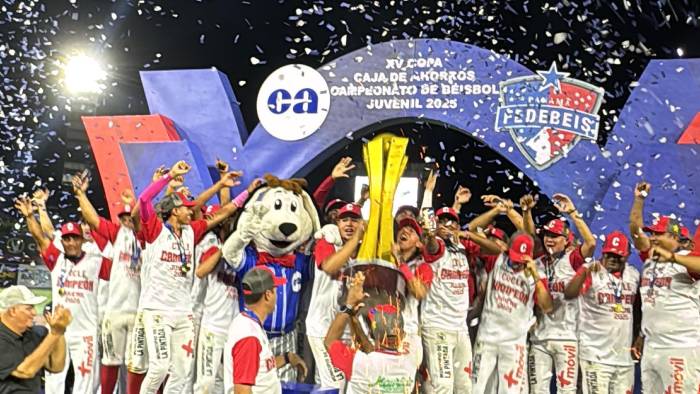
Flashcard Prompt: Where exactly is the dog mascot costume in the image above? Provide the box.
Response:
[222,174,320,381]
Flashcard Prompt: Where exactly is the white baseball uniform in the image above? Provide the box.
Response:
[193,235,240,394]
[421,238,472,394]
[529,248,585,394]
[402,254,430,369]
[224,313,281,394]
[42,241,107,394]
[639,249,700,393]
[473,253,540,394]
[305,238,347,389]
[138,215,208,394]
[576,262,639,394]
[327,340,416,394]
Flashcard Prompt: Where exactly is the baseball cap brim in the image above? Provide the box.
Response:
[24,295,47,306]
[508,249,529,264]
[395,205,420,217]
[324,199,347,213]
[397,218,422,236]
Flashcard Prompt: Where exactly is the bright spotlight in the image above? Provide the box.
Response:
[63,54,106,94]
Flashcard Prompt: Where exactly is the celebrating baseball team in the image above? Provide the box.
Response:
[4,152,700,394]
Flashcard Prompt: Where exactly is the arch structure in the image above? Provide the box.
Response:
[84,39,700,255]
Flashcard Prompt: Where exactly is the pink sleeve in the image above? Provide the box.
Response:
[313,175,335,209]
[138,174,172,222]
[423,238,446,263]
[232,190,250,208]
[328,340,356,380]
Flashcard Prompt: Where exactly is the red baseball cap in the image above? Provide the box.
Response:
[175,192,196,207]
[60,222,83,238]
[643,216,681,236]
[436,207,459,222]
[324,198,347,214]
[486,225,506,241]
[337,203,362,219]
[203,204,221,217]
[397,217,423,237]
[543,218,568,237]
[395,205,420,218]
[680,226,691,241]
[509,233,534,264]
[602,231,630,257]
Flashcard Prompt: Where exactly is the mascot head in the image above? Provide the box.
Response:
[238,174,320,256]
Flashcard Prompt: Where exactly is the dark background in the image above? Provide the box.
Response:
[2,0,700,262]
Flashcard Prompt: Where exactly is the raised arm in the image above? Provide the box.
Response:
[31,188,54,239]
[452,185,471,212]
[15,197,51,253]
[420,170,437,210]
[629,182,651,252]
[564,263,600,299]
[195,249,223,279]
[313,157,355,208]
[139,161,190,222]
[519,195,537,236]
[192,171,243,214]
[205,201,240,232]
[215,159,232,205]
[325,272,366,349]
[318,223,364,276]
[72,173,100,230]
[651,246,700,274]
[461,230,502,255]
[553,193,596,259]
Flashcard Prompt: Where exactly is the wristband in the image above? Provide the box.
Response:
[399,263,415,281]
[284,352,290,364]
[339,304,356,316]
[232,190,250,208]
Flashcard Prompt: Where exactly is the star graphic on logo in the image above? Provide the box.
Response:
[536,62,570,92]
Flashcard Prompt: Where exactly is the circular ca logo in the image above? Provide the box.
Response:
[256,64,330,141]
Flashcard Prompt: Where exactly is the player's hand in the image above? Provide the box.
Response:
[634,182,650,199]
[219,171,243,188]
[523,256,538,277]
[71,173,89,195]
[360,184,370,202]
[168,160,191,178]
[650,246,674,262]
[589,261,602,273]
[31,188,49,208]
[481,195,504,208]
[553,193,576,215]
[520,194,536,211]
[287,352,308,381]
[631,336,644,360]
[346,272,367,308]
[120,189,135,206]
[454,186,471,205]
[215,158,229,174]
[46,306,72,335]
[152,165,168,182]
[14,197,33,217]
[391,242,402,265]
[331,157,355,180]
[246,178,264,195]
[497,198,514,214]
[424,170,438,192]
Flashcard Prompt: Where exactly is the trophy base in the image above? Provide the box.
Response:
[341,259,407,319]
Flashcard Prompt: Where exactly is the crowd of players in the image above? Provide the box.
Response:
[10,155,700,394]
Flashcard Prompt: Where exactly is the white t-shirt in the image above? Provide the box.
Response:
[578,262,640,366]
[476,254,539,346]
[42,243,107,335]
[224,313,281,394]
[421,238,471,331]
[531,248,585,342]
[306,238,344,338]
[640,250,700,349]
[139,216,208,313]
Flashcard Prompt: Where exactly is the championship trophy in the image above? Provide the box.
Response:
[341,133,410,320]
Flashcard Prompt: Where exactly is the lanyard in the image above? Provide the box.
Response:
[607,272,623,303]
[164,222,190,274]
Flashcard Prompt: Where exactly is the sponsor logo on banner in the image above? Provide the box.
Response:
[495,62,604,170]
[256,64,331,141]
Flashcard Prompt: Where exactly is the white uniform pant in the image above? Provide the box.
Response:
[529,340,578,394]
[101,311,136,365]
[45,332,100,394]
[307,335,346,389]
[193,326,226,394]
[422,327,472,394]
[140,310,195,394]
[405,332,423,370]
[472,340,528,394]
[269,329,298,381]
[642,346,700,394]
[580,359,634,394]
[127,310,148,374]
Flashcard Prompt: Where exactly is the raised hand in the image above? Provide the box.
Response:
[14,197,33,217]
[168,160,191,178]
[454,186,471,205]
[71,173,89,195]
[331,157,355,180]
[552,193,576,215]
[634,182,650,199]
[520,194,536,211]
[215,158,229,174]
[219,171,243,188]
[45,305,72,334]
[424,170,438,192]
[247,178,264,194]
[481,195,504,208]
[152,165,168,182]
[120,189,135,206]
[346,271,367,307]
[31,188,49,208]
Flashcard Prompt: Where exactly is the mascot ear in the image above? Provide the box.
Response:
[300,189,321,234]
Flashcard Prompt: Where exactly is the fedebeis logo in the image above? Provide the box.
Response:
[256,64,331,141]
[495,63,604,170]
